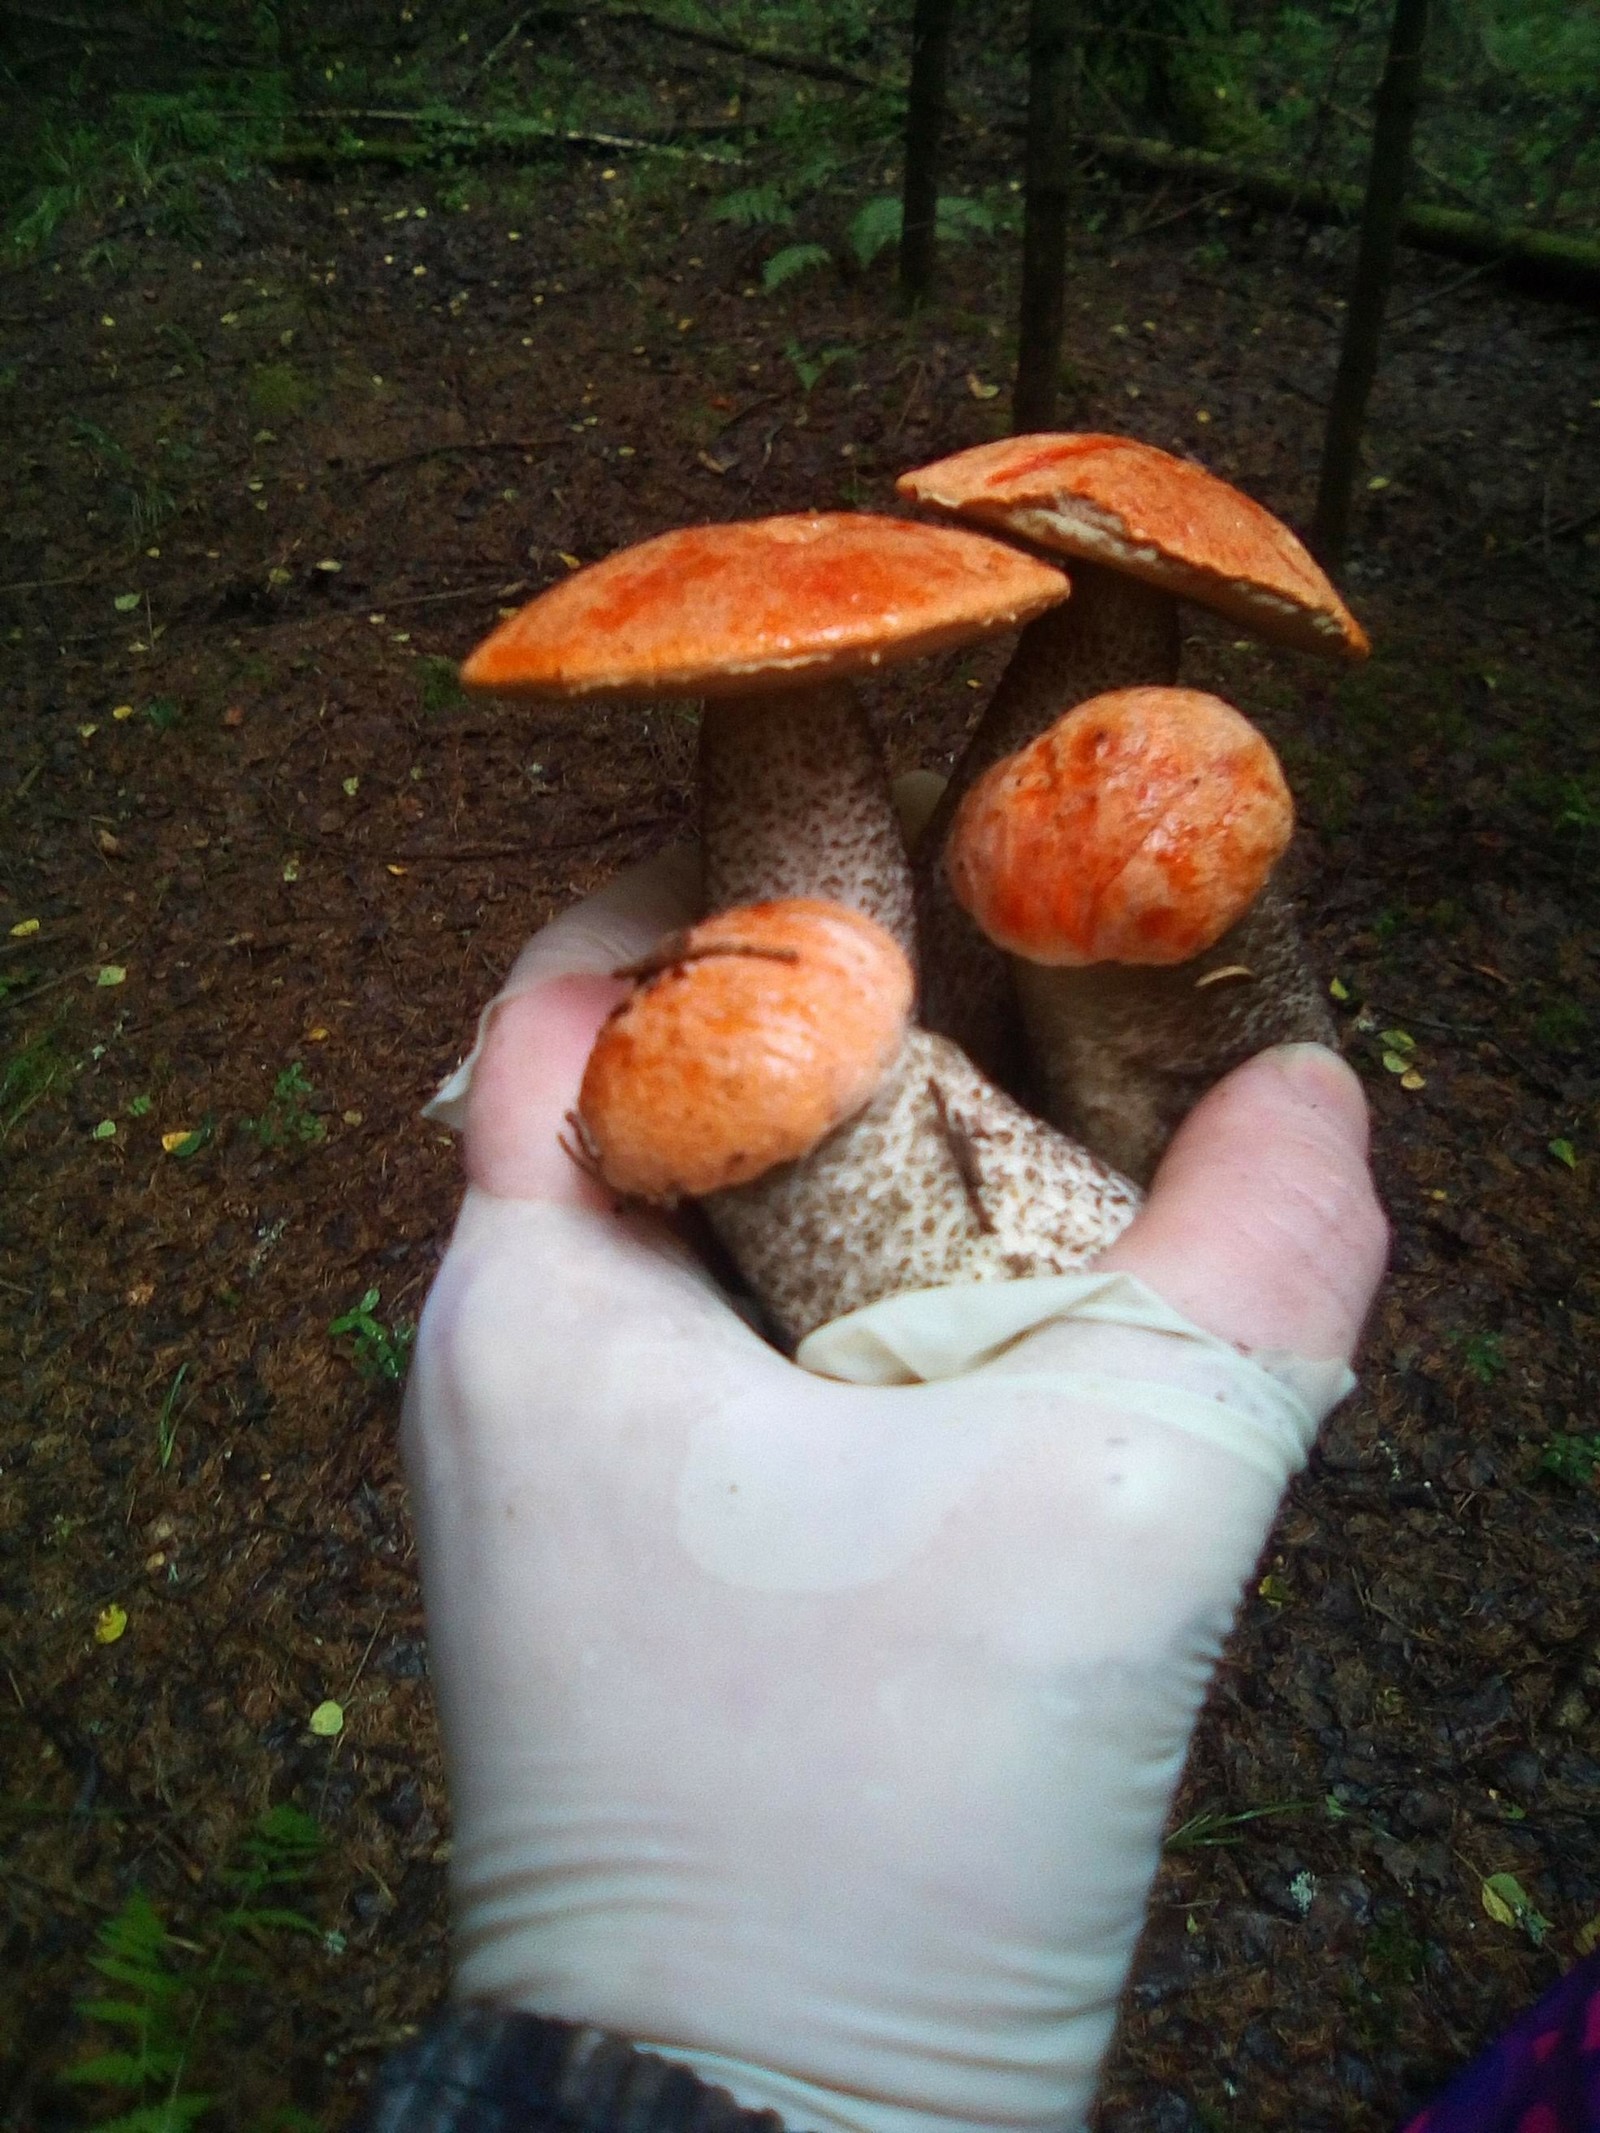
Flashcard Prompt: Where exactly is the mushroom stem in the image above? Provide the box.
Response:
[1013,877,1335,1187]
[916,565,1180,1078]
[700,682,917,957]
[705,1025,1140,1349]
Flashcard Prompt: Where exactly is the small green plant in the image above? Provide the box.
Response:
[63,1806,325,2131]
[846,192,997,269]
[417,654,467,715]
[156,1364,190,1473]
[708,184,794,229]
[1540,1431,1600,1488]
[1,1030,65,1142]
[248,361,315,423]
[1460,1331,1506,1384]
[241,1063,326,1150]
[762,240,831,291]
[329,1288,415,1383]
[68,418,175,538]
[1535,996,1589,1051]
[1555,774,1599,836]
[146,696,183,733]
[1164,1799,1311,1851]
[1365,1911,1428,1986]
[783,338,856,392]
[62,1890,209,2130]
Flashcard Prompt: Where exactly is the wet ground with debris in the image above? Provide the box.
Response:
[2,106,1598,2133]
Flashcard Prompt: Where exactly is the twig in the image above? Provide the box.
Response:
[349,438,564,479]
[1386,258,1497,328]
[600,8,885,90]
[1123,184,1234,242]
[388,817,675,861]
[0,565,98,595]
[471,6,537,82]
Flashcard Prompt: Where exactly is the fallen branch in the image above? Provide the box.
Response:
[267,112,744,174]
[600,8,886,92]
[383,817,678,861]
[1081,132,1600,303]
[345,438,565,479]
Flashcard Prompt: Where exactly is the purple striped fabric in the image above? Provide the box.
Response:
[1402,1954,1600,2133]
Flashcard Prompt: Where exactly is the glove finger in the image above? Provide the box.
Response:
[1096,1042,1388,1364]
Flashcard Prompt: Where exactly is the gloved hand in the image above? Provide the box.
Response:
[405,851,1387,2133]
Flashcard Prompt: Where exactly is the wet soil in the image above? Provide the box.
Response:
[2,50,1599,2133]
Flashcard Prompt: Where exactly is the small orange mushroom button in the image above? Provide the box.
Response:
[578,899,914,1202]
[945,687,1294,968]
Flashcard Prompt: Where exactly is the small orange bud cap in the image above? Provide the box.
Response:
[946,687,1294,967]
[579,899,913,1201]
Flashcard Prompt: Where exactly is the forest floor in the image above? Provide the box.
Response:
[2,21,1599,2131]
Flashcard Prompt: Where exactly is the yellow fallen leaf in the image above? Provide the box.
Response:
[965,372,1000,400]
[161,1129,195,1154]
[1329,976,1350,1001]
[309,1699,344,1738]
[386,864,407,877]
[342,1109,363,1126]
[282,858,300,882]
[307,1026,330,1042]
[9,918,39,938]
[342,776,360,797]
[79,722,99,740]
[315,558,342,573]
[96,964,127,987]
[95,1604,128,1645]
[1400,1069,1426,1091]
[112,704,135,720]
[558,552,582,570]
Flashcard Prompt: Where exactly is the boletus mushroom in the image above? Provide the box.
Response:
[945,686,1335,1185]
[461,512,1070,957]
[894,434,1368,1075]
[577,897,1142,1349]
[464,516,1138,1349]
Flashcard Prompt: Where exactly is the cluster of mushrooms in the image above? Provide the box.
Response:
[462,434,1369,1354]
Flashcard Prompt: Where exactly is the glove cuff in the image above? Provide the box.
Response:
[363,2003,802,2133]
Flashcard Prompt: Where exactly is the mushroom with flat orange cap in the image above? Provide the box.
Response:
[894,433,1367,1073]
[576,896,1141,1349]
[464,515,1139,1347]
[944,686,1334,1184]
[461,512,1070,958]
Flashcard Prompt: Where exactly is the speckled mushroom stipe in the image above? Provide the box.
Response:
[915,566,1181,1079]
[1013,875,1336,1186]
[705,1026,1141,1348]
[700,684,916,958]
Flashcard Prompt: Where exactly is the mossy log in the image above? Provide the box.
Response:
[1085,132,1600,304]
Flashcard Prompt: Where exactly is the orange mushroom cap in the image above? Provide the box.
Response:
[945,687,1294,968]
[460,513,1069,701]
[897,434,1368,661]
[578,899,914,1202]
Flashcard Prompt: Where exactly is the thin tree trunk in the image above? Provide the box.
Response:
[1012,0,1076,431]
[1311,0,1429,568]
[898,0,958,305]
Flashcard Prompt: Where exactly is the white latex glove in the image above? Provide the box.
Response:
[405,852,1387,2133]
